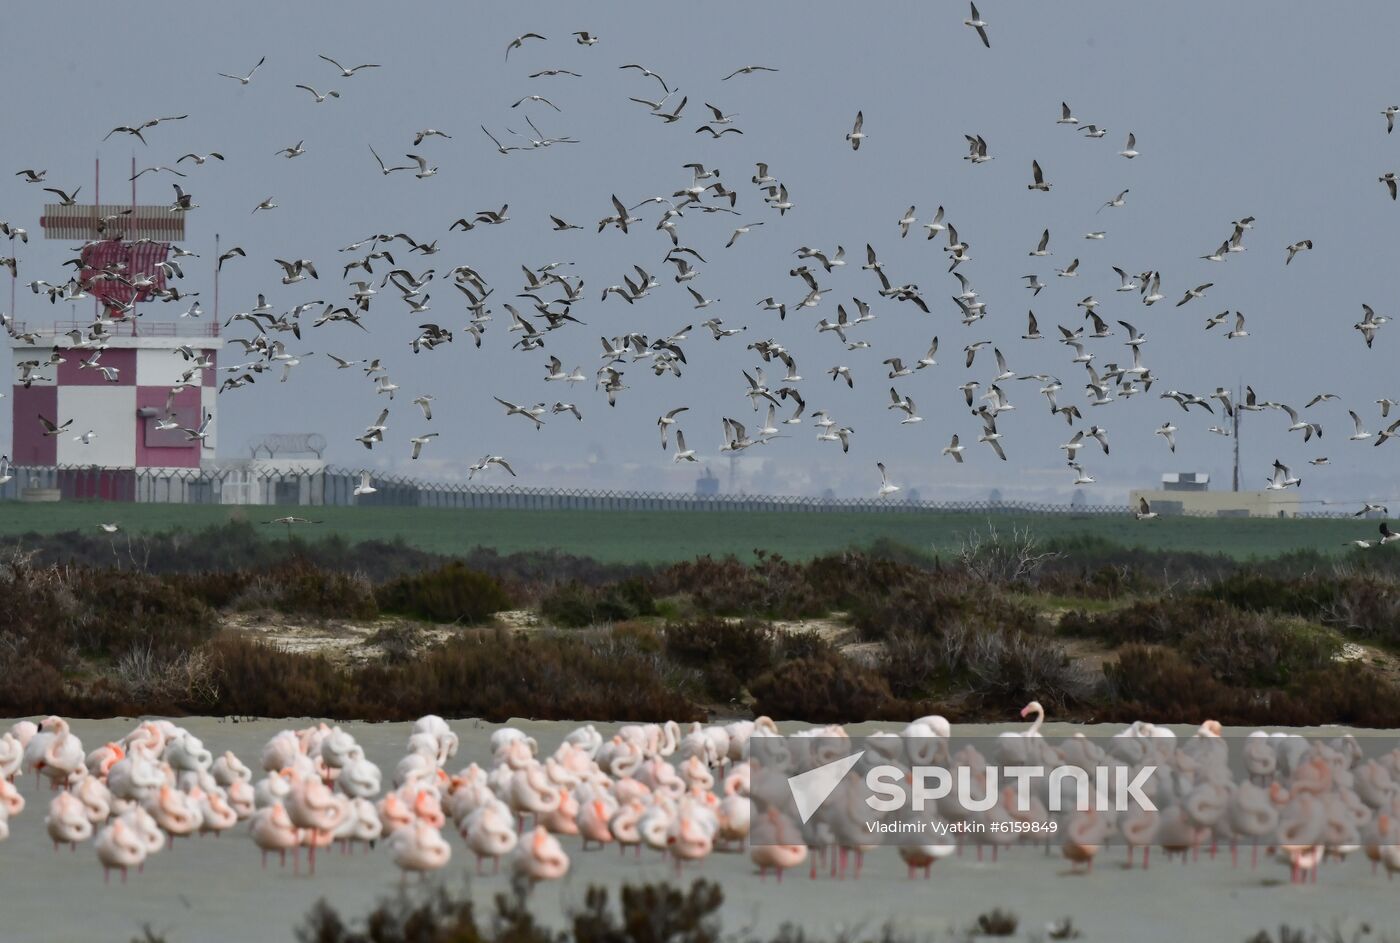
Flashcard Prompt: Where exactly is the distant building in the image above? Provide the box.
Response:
[9,320,222,499]
[1160,471,1210,492]
[1131,472,1299,518]
[695,466,720,496]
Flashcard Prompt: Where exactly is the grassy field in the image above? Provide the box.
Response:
[0,500,1375,562]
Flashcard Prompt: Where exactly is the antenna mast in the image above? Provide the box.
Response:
[1233,382,1242,492]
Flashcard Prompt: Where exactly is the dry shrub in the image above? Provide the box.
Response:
[377,563,513,624]
[207,630,701,722]
[974,908,1019,937]
[749,653,899,722]
[854,587,1041,644]
[662,617,777,701]
[956,523,1060,585]
[1062,598,1340,687]
[943,623,1098,711]
[539,578,655,628]
[297,878,726,943]
[654,554,825,619]
[1102,646,1400,727]
[208,636,355,718]
[1320,577,1400,646]
[365,623,425,665]
[113,646,220,706]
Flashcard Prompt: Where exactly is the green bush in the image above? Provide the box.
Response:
[376,562,513,624]
[539,577,655,628]
[749,653,897,722]
[653,554,826,619]
[852,586,1041,642]
[1061,597,1341,686]
[663,617,777,700]
[1197,572,1339,618]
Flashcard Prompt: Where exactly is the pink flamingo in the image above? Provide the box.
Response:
[95,818,147,884]
[750,807,807,882]
[250,801,301,870]
[45,792,93,850]
[513,825,569,881]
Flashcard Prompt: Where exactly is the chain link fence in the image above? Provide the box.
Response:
[0,463,1357,517]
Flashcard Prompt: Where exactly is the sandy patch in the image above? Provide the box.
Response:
[220,611,460,665]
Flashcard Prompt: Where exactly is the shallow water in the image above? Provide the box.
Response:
[1,717,1394,943]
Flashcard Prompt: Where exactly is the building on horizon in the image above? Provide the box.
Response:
[1130,471,1300,518]
[7,186,222,500]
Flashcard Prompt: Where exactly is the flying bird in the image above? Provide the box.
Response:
[963,2,991,47]
[723,65,779,80]
[218,56,265,84]
[505,33,547,60]
[846,111,865,150]
[318,54,381,76]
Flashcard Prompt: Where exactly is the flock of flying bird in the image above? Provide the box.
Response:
[1,6,1396,538]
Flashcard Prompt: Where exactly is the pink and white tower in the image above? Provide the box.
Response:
[7,174,222,498]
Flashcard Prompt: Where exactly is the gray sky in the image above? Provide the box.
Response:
[4,1,1399,505]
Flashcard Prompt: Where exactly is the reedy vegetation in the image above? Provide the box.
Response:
[3,520,1400,724]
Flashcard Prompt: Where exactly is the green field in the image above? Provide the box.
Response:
[0,501,1375,562]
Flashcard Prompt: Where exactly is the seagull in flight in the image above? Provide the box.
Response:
[513,94,561,111]
[963,2,991,47]
[218,56,265,84]
[370,145,410,175]
[505,32,547,60]
[469,455,517,478]
[619,64,669,91]
[876,462,901,497]
[318,54,380,76]
[294,84,340,103]
[723,65,779,80]
[846,111,865,150]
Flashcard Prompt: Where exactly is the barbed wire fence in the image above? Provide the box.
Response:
[0,463,1364,519]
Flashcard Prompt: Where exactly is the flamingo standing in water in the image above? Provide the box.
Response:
[1276,794,1327,884]
[464,801,518,872]
[513,825,570,881]
[1228,782,1279,869]
[149,784,202,847]
[95,818,148,884]
[1061,809,1106,873]
[26,716,86,788]
[389,820,452,882]
[667,807,714,873]
[250,801,300,869]
[45,791,93,850]
[577,795,617,850]
[286,776,348,874]
[1371,814,1400,877]
[0,777,25,818]
[333,797,384,854]
[0,732,23,781]
[608,798,647,856]
[1119,806,1158,869]
[750,807,807,882]
[84,741,125,779]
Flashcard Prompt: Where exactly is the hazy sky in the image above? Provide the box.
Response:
[3,1,1399,506]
